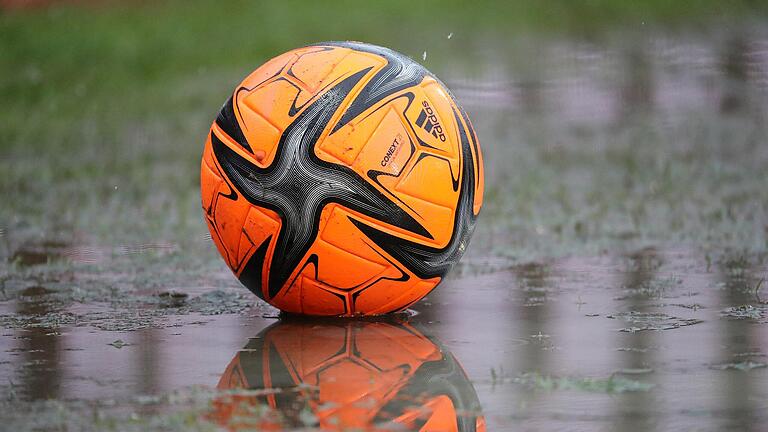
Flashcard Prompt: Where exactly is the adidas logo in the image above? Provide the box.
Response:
[415,101,447,142]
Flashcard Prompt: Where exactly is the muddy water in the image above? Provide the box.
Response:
[2,248,766,430]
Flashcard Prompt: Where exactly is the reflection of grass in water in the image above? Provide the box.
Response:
[515,372,654,393]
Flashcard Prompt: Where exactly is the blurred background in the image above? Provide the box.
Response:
[1,1,767,430]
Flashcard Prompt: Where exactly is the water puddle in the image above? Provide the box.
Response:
[1,248,766,430]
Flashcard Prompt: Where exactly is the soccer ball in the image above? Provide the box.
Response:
[212,320,486,431]
[200,41,483,316]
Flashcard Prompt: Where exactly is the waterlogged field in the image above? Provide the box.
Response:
[1,1,767,431]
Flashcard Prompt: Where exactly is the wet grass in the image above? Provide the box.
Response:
[607,311,704,332]
[720,304,766,321]
[474,113,768,263]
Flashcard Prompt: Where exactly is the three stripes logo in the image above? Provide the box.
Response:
[415,101,447,142]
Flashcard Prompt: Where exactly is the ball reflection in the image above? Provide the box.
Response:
[213,319,485,431]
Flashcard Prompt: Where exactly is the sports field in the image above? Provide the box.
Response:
[1,1,767,430]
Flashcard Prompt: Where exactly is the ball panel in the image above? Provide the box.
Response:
[292,48,378,109]
[330,202,438,247]
[316,91,456,249]
[318,204,390,267]
[311,240,387,289]
[231,98,282,168]
[238,205,282,295]
[345,105,479,282]
[201,142,235,269]
[238,78,298,145]
[200,139,220,216]
[300,277,346,316]
[395,155,458,208]
[378,180,457,247]
[317,79,463,250]
[351,278,414,313]
[270,269,303,314]
[348,103,413,178]
[364,107,413,177]
[209,177,251,270]
[210,123,265,172]
[287,47,351,93]
[319,41,429,136]
[238,50,296,90]
[355,277,439,315]
[314,117,368,166]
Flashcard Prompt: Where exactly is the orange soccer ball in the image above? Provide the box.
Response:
[200,42,483,316]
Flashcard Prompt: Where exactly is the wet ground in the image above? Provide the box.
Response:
[1,247,766,430]
[2,3,768,430]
